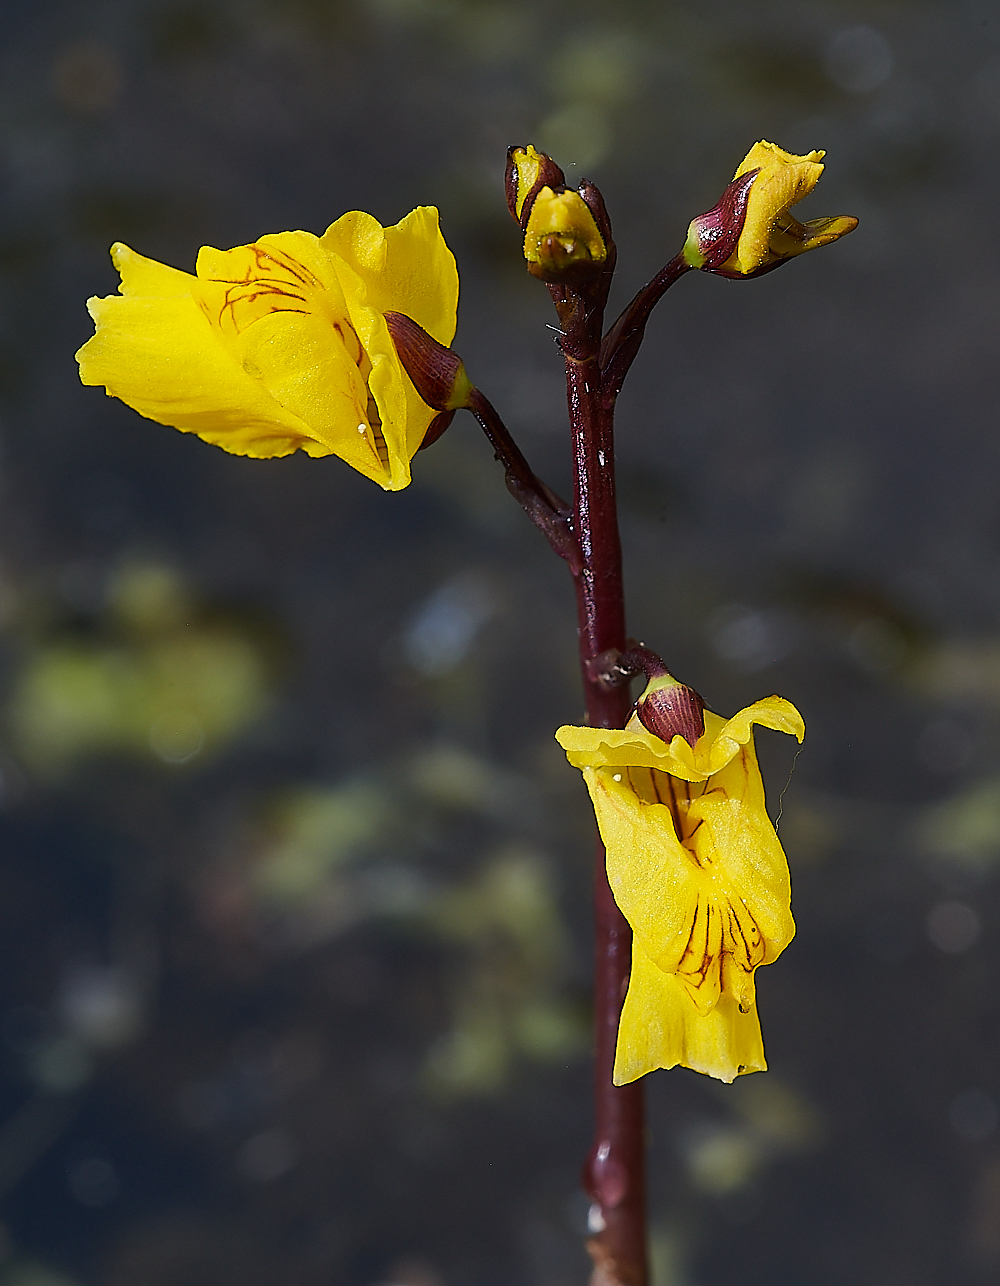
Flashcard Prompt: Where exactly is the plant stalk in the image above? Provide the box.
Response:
[565,352,648,1286]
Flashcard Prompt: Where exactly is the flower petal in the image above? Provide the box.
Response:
[583,748,794,998]
[613,945,766,1085]
[705,696,804,774]
[522,186,607,265]
[233,309,389,478]
[76,244,318,458]
[732,141,825,273]
[194,231,349,330]
[190,233,393,482]
[688,743,796,955]
[114,242,199,296]
[555,723,709,782]
[555,696,803,781]
[582,766,702,973]
[769,213,860,260]
[323,207,460,484]
[322,206,458,345]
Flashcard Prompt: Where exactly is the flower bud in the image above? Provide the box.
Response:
[506,144,566,226]
[635,674,706,748]
[384,311,473,412]
[710,140,857,277]
[522,186,608,283]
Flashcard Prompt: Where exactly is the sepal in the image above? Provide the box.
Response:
[682,170,758,270]
[418,410,455,450]
[576,178,614,253]
[384,311,473,412]
[635,674,706,749]
[506,144,567,226]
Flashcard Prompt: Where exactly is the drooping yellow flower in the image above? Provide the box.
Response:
[556,694,804,1084]
[723,140,857,275]
[76,207,459,491]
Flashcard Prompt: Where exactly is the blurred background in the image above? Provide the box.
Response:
[0,0,997,1282]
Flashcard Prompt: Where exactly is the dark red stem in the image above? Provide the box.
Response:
[465,304,648,1280]
[466,387,565,515]
[485,174,700,1284]
[565,350,648,1286]
[465,388,578,566]
[599,253,691,403]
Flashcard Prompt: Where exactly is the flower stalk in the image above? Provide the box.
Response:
[465,387,576,566]
[598,253,691,404]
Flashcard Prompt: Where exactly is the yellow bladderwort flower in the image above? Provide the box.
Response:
[76,207,459,491]
[556,687,804,1085]
[717,140,857,275]
[522,186,607,276]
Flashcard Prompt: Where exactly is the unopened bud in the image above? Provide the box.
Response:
[384,311,473,412]
[523,186,608,283]
[635,674,706,748]
[506,144,566,226]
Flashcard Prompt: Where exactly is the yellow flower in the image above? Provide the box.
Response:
[723,140,857,275]
[76,207,459,491]
[522,186,607,274]
[556,694,804,1084]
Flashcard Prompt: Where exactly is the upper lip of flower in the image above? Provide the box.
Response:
[555,694,805,781]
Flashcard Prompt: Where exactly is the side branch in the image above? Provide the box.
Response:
[598,253,691,403]
[465,389,580,569]
[596,170,760,400]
